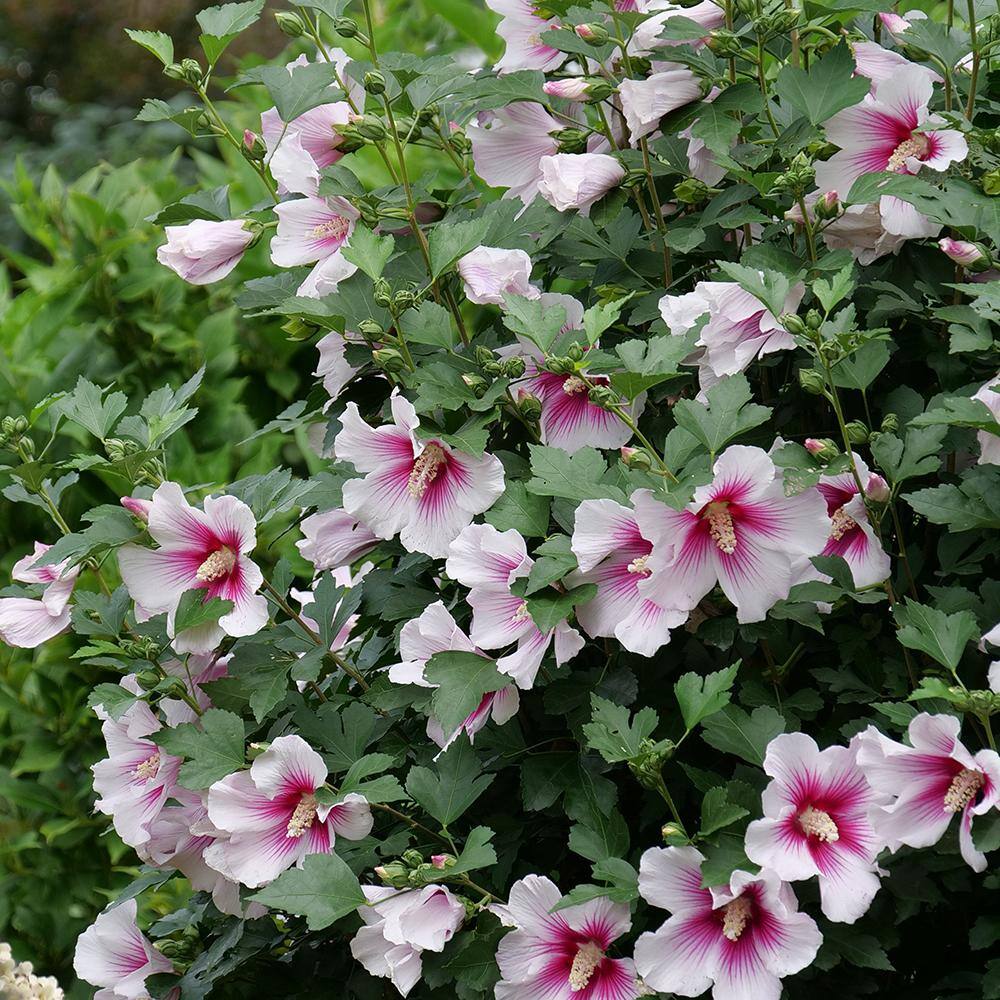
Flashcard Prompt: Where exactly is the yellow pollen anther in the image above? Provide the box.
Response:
[408,443,447,498]
[562,376,588,395]
[286,794,319,838]
[705,502,737,554]
[196,546,237,582]
[721,895,752,942]
[311,216,351,241]
[830,506,858,541]
[943,768,985,813]
[568,941,604,992]
[133,753,161,781]
[627,555,651,576]
[798,805,840,842]
[887,133,930,172]
[512,601,531,621]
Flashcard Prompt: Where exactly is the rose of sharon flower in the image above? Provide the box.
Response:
[334,392,505,558]
[117,482,268,654]
[91,701,181,849]
[972,373,1000,465]
[537,153,626,215]
[618,68,703,142]
[634,446,830,623]
[856,713,1000,873]
[634,846,822,1000]
[0,541,80,648]
[569,499,687,655]
[156,219,254,285]
[297,508,379,571]
[492,875,640,1000]
[659,278,804,395]
[270,196,359,298]
[314,332,365,407]
[350,884,466,997]
[628,0,724,56]
[457,246,539,305]
[73,899,173,1000]
[486,0,563,73]
[850,42,941,89]
[744,733,885,923]
[205,734,373,888]
[387,600,519,749]
[445,524,584,689]
[815,65,967,238]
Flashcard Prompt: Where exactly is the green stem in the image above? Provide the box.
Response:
[965,0,979,121]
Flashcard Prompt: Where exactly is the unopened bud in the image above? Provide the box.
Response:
[121,496,152,521]
[880,413,899,433]
[939,237,991,271]
[357,318,384,339]
[449,128,472,155]
[242,129,267,160]
[566,343,584,362]
[274,10,306,36]
[135,670,162,692]
[402,849,424,867]
[865,473,891,502]
[364,70,387,95]
[575,23,610,44]
[781,313,807,336]
[474,346,496,366]
[805,309,822,330]
[982,169,1000,196]
[543,78,591,101]
[518,391,543,422]
[482,360,503,377]
[179,58,203,85]
[554,126,589,154]
[431,853,455,869]
[660,822,685,842]
[13,416,29,435]
[588,384,618,409]
[844,420,869,444]
[163,62,187,81]
[621,446,653,470]
[372,347,407,372]
[814,190,840,220]
[798,368,827,396]
[674,177,712,204]
[706,29,743,56]
[547,356,577,375]
[373,278,392,307]
[462,374,489,398]
[501,356,526,378]
[332,16,361,37]
[355,116,389,141]
[392,288,417,312]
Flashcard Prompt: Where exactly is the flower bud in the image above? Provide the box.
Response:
[431,853,456,869]
[373,277,393,307]
[242,129,267,161]
[983,169,1000,196]
[546,356,578,375]
[332,16,361,37]
[588,384,619,409]
[355,116,389,141]
[475,346,496,366]
[798,368,827,396]
[18,436,34,457]
[416,105,438,126]
[806,437,839,460]
[706,29,743,57]
[865,473,891,503]
[179,58,203,85]
[543,78,591,101]
[392,288,418,312]
[939,237,992,271]
[674,177,713,204]
[780,313,807,336]
[163,62,187,81]
[814,190,840,220]
[274,10,307,36]
[462,374,489,398]
[575,23,610,45]
[844,420,870,444]
[375,862,411,888]
[135,670,162,692]
[805,309,823,330]
[357,318,384,339]
[364,70,387,95]
[449,128,472,155]
[621,446,653,470]
[566,343,584,362]
[482,360,503,377]
[518,391,543,422]
[553,127,589,154]
[281,317,314,341]
[501,356,526,378]
[661,822,686,842]
[121,496,152,521]
[373,347,407,372]
[13,415,29,435]
[880,413,899,433]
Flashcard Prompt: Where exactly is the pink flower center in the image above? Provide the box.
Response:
[627,555,651,576]
[797,805,839,842]
[287,794,319,838]
[408,443,447,498]
[887,133,930,172]
[943,768,984,812]
[311,216,351,243]
[196,546,237,582]
[704,502,737,554]
[720,894,752,941]
[568,941,604,992]
[562,376,588,395]
[133,752,161,781]
[829,506,858,540]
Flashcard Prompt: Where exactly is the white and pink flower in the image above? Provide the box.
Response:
[351,884,466,997]
[457,246,539,305]
[73,899,173,1000]
[492,874,639,1000]
[156,219,253,285]
[856,713,1000,873]
[0,541,79,649]
[634,846,822,1000]
[270,196,359,298]
[634,446,830,623]
[446,524,585,689]
[486,0,564,73]
[334,392,505,558]
[744,733,884,923]
[315,332,364,405]
[91,701,181,849]
[972,373,1000,465]
[205,734,373,888]
[537,153,626,215]
[619,68,703,142]
[629,0,724,57]
[850,42,941,89]
[569,499,687,655]
[297,507,380,571]
[117,482,268,654]
[387,600,519,748]
[816,65,967,237]
[815,200,913,264]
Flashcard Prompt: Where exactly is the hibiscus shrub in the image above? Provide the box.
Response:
[4,0,1000,997]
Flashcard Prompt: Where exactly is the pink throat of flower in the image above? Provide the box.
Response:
[312,216,351,242]
[568,941,604,992]
[408,443,447,498]
[720,894,752,942]
[196,546,237,582]
[286,793,319,838]
[943,768,984,813]
[887,133,930,172]
[704,501,737,554]
[133,752,161,781]
[798,805,839,842]
[830,505,858,540]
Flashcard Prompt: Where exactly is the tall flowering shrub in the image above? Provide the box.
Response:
[4,0,1000,995]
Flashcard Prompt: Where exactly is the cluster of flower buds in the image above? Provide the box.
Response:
[627,737,676,790]
[771,153,816,197]
[376,849,457,889]
[153,925,202,968]
[706,28,744,57]
[0,414,29,451]
[164,58,203,86]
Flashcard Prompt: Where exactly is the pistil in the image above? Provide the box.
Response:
[705,502,737,554]
[943,768,985,813]
[830,506,858,540]
[568,941,603,992]
[196,546,237,582]
[798,805,839,842]
[408,443,447,498]
[721,895,752,942]
[286,794,319,838]
[887,133,930,172]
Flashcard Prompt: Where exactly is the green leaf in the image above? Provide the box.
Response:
[714,263,799,320]
[701,705,786,766]
[895,600,978,670]
[399,300,457,350]
[196,0,264,35]
[341,225,395,280]
[813,261,856,313]
[699,786,750,837]
[124,29,174,65]
[57,376,127,440]
[449,826,498,875]
[485,481,551,537]
[910,396,1000,435]
[673,374,772,456]
[527,445,626,503]
[425,651,508,735]
[153,709,246,789]
[406,735,494,826]
[583,695,659,763]
[173,590,234,635]
[525,583,595,633]
[251,852,365,930]
[569,810,630,863]
[525,534,577,593]
[905,469,1000,531]
[427,218,491,277]
[501,294,569,354]
[774,42,870,124]
[87,683,139,721]
[422,0,501,56]
[674,663,740,730]
[226,641,293,722]
[821,925,894,971]
[297,702,381,773]
[257,63,346,122]
[871,424,945,484]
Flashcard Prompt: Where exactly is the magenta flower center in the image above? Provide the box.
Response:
[829,506,858,540]
[568,940,604,992]
[887,133,930,172]
[704,502,737,554]
[196,546,237,582]
[311,216,351,243]
[943,768,985,813]
[627,555,651,576]
[286,793,319,838]
[408,443,447,498]
[562,376,588,395]
[133,752,161,781]
[720,894,752,941]
[797,805,839,842]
